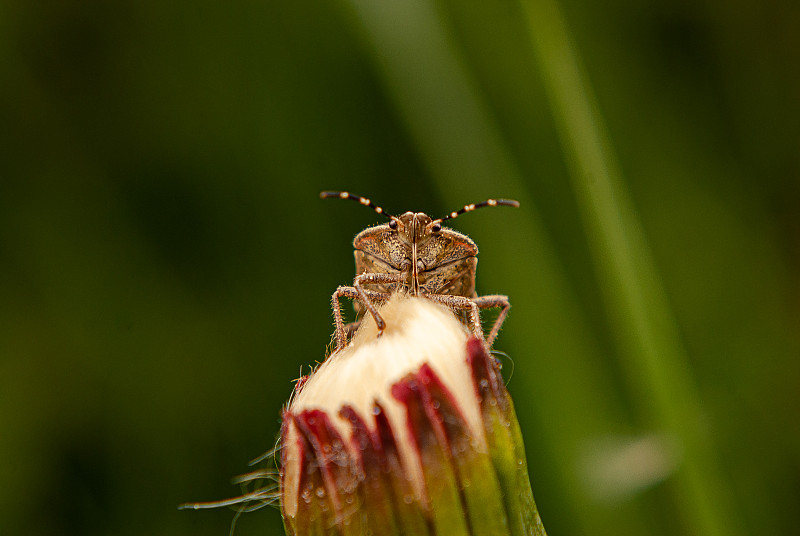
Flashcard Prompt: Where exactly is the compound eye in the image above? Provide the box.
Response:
[431,223,442,233]
[389,220,398,230]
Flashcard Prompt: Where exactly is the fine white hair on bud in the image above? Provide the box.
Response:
[280,295,547,535]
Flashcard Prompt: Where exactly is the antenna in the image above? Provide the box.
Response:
[439,198,520,222]
[320,191,394,220]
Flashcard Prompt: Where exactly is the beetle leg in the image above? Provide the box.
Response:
[472,294,511,347]
[331,281,394,351]
[425,294,484,341]
[331,287,351,350]
[353,272,403,337]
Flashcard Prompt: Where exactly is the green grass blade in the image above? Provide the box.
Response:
[519,1,744,534]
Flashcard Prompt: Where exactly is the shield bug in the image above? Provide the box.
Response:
[321,191,519,351]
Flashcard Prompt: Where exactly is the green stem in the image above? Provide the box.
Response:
[519,1,742,534]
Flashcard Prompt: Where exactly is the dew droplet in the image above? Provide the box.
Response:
[316,487,326,498]
[403,494,413,505]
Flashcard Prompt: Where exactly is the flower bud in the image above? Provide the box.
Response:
[281,295,547,535]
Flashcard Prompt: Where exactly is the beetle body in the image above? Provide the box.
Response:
[322,191,517,351]
[353,211,478,299]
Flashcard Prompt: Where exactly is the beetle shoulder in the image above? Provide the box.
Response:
[421,227,479,266]
[353,225,409,266]
[435,228,478,253]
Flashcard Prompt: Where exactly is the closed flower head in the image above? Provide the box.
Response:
[281,295,546,536]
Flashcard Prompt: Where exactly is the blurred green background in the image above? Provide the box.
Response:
[1,0,798,535]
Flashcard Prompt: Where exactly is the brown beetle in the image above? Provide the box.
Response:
[322,191,518,351]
